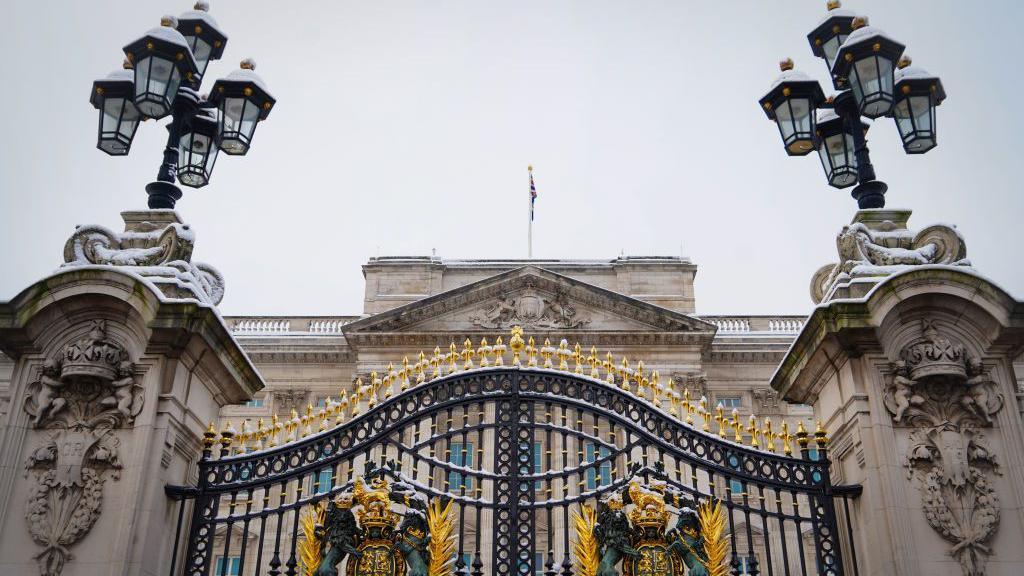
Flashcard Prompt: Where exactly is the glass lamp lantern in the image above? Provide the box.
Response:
[816,108,868,189]
[892,56,946,154]
[831,17,905,119]
[123,16,199,119]
[177,111,220,188]
[807,0,858,84]
[209,59,276,156]
[759,59,825,156]
[90,64,141,156]
[176,1,227,83]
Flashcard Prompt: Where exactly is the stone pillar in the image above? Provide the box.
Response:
[772,209,1024,576]
[0,210,263,576]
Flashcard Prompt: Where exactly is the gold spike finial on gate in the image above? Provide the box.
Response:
[526,336,538,367]
[541,338,555,368]
[619,357,631,392]
[401,357,411,390]
[588,346,600,378]
[814,420,829,448]
[462,338,475,370]
[509,327,525,366]
[557,339,571,371]
[478,337,491,367]
[715,404,726,438]
[763,418,775,452]
[493,336,506,366]
[780,421,793,455]
[447,342,459,374]
[682,388,693,425]
[417,351,428,383]
[699,397,710,432]
[796,421,810,450]
[747,415,759,449]
[604,352,615,385]
[731,409,743,443]
[573,342,584,374]
[431,347,443,379]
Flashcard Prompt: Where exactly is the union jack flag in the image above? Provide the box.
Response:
[529,169,537,221]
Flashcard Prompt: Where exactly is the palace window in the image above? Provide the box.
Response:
[313,468,333,494]
[244,396,264,408]
[737,555,760,575]
[533,441,543,490]
[717,396,742,410]
[729,478,745,496]
[316,396,328,407]
[215,556,241,576]
[584,443,611,490]
[449,442,473,492]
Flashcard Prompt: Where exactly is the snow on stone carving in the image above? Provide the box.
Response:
[883,319,1004,576]
[22,320,141,576]
[469,286,590,329]
[61,218,224,305]
[811,213,970,304]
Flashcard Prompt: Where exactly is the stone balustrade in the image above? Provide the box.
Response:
[699,315,806,334]
[225,316,362,335]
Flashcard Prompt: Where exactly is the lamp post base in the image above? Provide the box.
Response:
[851,180,887,209]
[146,181,183,209]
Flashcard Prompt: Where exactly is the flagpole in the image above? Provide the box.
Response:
[527,164,533,259]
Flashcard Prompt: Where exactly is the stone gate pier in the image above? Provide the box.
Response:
[772,209,1024,576]
[0,210,263,576]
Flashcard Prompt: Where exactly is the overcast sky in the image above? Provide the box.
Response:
[1,1,1021,316]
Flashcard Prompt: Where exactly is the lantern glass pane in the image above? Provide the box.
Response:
[219,97,260,154]
[188,37,213,78]
[893,98,913,139]
[102,98,124,134]
[775,97,814,155]
[118,103,140,140]
[850,55,894,118]
[178,130,217,188]
[134,56,181,118]
[818,132,858,188]
[910,95,931,132]
[822,35,846,70]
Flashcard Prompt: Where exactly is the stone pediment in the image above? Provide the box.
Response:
[342,266,714,337]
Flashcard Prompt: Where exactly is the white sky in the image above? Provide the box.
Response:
[1,1,1021,316]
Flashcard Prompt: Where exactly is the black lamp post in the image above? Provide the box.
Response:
[91,2,275,209]
[759,1,945,209]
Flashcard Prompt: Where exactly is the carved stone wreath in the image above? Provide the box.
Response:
[882,319,1004,576]
[22,320,141,576]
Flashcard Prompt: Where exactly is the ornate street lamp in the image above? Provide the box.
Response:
[90,62,141,156]
[892,56,946,154]
[90,2,275,209]
[759,1,945,209]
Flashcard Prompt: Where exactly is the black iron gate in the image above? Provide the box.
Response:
[167,363,861,576]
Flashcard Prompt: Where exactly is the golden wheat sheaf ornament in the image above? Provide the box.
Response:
[571,504,599,576]
[299,502,327,576]
[428,498,459,576]
[697,498,730,576]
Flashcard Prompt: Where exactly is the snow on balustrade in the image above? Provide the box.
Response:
[700,316,805,335]
[309,319,352,333]
[232,319,291,334]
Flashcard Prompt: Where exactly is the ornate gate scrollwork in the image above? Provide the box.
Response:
[171,338,859,576]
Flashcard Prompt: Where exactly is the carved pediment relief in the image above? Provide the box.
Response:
[342,267,712,336]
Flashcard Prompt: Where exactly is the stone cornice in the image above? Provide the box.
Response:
[0,267,264,402]
[771,266,1024,404]
[342,330,713,349]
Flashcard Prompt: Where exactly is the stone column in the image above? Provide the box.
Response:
[772,209,1024,576]
[0,210,263,576]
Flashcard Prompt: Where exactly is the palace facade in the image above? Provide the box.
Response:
[218,256,814,428]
